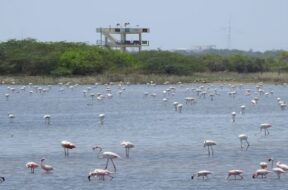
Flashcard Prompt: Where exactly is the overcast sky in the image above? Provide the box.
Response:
[1,0,288,51]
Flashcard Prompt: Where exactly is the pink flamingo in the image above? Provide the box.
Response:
[92,145,121,172]
[272,168,285,179]
[121,141,135,158]
[259,162,268,169]
[191,170,212,180]
[25,161,39,173]
[252,169,270,179]
[40,158,53,172]
[260,123,272,136]
[204,140,216,156]
[226,170,244,180]
[88,169,113,181]
[61,140,76,157]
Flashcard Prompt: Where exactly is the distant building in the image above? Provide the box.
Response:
[96,23,150,52]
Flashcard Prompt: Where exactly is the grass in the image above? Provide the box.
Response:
[0,72,288,85]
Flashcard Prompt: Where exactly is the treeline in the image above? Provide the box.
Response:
[0,39,287,76]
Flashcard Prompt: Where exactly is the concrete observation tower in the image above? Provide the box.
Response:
[96,23,150,52]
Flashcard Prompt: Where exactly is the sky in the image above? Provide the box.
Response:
[1,0,288,51]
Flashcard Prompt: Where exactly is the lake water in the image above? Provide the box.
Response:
[0,83,287,190]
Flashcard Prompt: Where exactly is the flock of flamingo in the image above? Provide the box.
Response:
[0,80,287,185]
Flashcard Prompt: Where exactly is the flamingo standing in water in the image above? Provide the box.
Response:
[203,140,216,156]
[272,168,286,179]
[268,158,288,171]
[88,169,113,181]
[268,158,287,179]
[226,169,244,180]
[121,141,135,158]
[99,114,105,126]
[8,113,15,122]
[92,145,121,172]
[260,123,272,136]
[40,158,53,173]
[191,170,212,180]
[61,140,76,157]
[259,162,268,169]
[240,105,246,114]
[252,169,270,179]
[239,134,250,150]
[231,112,236,122]
[43,114,51,125]
[25,161,39,173]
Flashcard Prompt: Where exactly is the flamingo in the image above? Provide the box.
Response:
[269,158,288,171]
[25,161,39,173]
[8,113,15,122]
[191,170,212,180]
[40,158,53,172]
[259,162,268,169]
[252,169,270,179]
[61,140,76,157]
[99,114,105,125]
[227,169,244,180]
[92,145,121,172]
[177,104,183,113]
[173,102,179,111]
[0,177,4,183]
[43,114,51,125]
[121,141,135,158]
[5,93,9,100]
[240,105,246,114]
[260,123,272,136]
[276,162,288,171]
[231,112,236,122]
[239,134,250,150]
[88,169,113,181]
[203,140,216,156]
[272,168,286,179]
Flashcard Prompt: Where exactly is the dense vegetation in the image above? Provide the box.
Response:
[0,38,287,76]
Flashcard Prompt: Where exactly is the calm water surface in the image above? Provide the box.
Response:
[0,83,287,190]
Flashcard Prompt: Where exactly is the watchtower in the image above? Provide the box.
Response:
[96,23,150,52]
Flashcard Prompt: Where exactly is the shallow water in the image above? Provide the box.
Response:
[0,83,287,189]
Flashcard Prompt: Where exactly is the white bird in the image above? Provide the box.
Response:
[191,170,212,180]
[203,140,216,156]
[276,162,288,171]
[252,169,270,179]
[231,112,236,122]
[272,168,285,179]
[88,169,113,181]
[173,102,178,111]
[61,140,76,157]
[8,113,15,122]
[40,158,53,172]
[240,105,246,114]
[5,93,9,100]
[43,114,51,125]
[239,134,250,150]
[92,145,120,172]
[269,158,288,171]
[121,141,135,158]
[260,123,272,136]
[259,162,268,169]
[99,113,105,125]
[26,161,39,173]
[227,169,244,180]
[177,104,183,113]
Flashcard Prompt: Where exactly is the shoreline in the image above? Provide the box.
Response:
[0,72,288,85]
